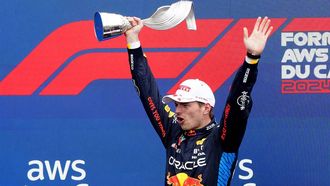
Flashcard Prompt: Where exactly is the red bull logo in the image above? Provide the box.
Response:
[167,172,203,186]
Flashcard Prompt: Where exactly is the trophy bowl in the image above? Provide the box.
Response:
[94,12,132,41]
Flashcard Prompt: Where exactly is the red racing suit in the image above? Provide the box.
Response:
[128,46,259,186]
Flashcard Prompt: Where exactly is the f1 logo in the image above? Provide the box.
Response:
[0,18,286,95]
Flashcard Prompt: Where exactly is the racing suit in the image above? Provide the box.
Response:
[128,46,258,186]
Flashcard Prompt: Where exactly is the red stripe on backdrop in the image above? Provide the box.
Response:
[0,21,114,95]
[40,52,199,95]
[0,20,231,95]
[168,18,286,94]
[283,18,330,31]
[140,19,233,48]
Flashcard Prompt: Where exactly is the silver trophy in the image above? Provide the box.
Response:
[94,12,132,41]
[94,1,196,41]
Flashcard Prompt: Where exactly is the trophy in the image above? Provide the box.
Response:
[94,0,196,41]
[94,12,132,41]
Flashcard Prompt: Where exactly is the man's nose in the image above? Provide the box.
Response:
[175,105,182,114]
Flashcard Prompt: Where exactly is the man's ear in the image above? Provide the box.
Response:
[203,103,212,115]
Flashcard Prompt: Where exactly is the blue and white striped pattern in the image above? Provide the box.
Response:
[217,152,237,186]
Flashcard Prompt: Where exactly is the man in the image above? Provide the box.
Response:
[125,16,273,186]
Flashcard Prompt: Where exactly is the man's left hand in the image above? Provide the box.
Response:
[243,16,273,56]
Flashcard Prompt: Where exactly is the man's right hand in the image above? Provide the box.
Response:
[125,17,143,44]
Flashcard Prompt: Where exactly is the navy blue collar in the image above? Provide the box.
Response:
[184,119,217,137]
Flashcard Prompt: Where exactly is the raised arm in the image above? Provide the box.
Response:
[219,17,273,152]
[125,17,177,147]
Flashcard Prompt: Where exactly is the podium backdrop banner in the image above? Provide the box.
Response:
[0,0,329,186]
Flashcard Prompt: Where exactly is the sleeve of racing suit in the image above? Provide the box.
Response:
[127,46,176,148]
[219,59,258,152]
[216,58,258,186]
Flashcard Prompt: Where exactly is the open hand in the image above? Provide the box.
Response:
[243,17,273,56]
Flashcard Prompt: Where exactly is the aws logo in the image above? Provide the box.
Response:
[6,17,325,96]
[27,159,88,186]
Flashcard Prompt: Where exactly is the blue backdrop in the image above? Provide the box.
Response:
[1,0,329,185]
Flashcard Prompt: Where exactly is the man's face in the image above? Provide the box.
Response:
[174,101,208,130]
